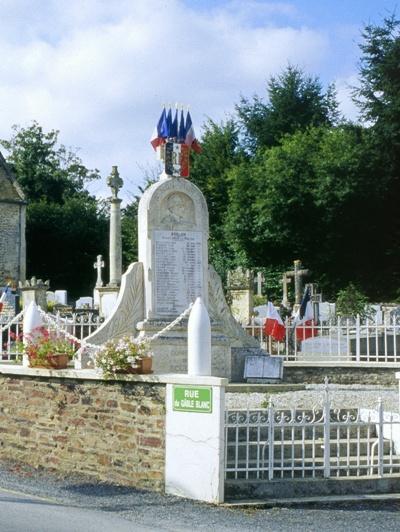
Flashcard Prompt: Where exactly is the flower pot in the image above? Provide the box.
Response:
[115,357,153,375]
[28,354,69,370]
[137,356,153,374]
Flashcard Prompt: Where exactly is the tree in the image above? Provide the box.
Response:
[1,122,100,203]
[353,15,400,298]
[190,119,245,276]
[1,122,108,298]
[224,125,387,298]
[237,66,339,151]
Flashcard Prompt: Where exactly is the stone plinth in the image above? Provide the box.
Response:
[97,286,119,318]
[136,318,231,378]
[19,278,49,309]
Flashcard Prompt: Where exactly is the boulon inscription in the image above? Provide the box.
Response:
[154,230,203,316]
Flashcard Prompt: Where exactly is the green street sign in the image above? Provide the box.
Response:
[173,385,213,413]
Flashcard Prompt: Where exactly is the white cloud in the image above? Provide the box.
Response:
[0,0,353,201]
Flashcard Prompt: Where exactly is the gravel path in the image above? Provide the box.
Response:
[1,462,400,531]
[226,385,399,411]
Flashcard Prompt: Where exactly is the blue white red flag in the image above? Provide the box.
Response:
[184,111,202,153]
[150,108,168,150]
[170,109,178,139]
[178,109,186,143]
[263,302,285,342]
[294,286,317,340]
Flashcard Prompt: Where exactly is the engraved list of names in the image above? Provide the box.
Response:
[154,230,203,316]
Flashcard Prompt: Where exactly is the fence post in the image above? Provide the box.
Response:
[377,397,384,477]
[323,377,331,478]
[268,398,274,480]
[355,314,361,362]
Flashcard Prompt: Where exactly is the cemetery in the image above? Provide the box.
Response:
[1,100,400,506]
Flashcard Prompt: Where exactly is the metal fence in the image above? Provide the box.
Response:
[0,311,104,361]
[225,385,400,481]
[243,315,400,364]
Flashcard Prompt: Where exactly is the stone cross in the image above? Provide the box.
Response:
[286,260,310,305]
[93,255,105,287]
[281,273,291,308]
[107,166,123,200]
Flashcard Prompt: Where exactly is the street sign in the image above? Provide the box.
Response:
[172,385,213,413]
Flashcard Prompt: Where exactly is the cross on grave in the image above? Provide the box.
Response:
[285,260,310,305]
[281,273,292,308]
[93,255,105,287]
[107,166,123,199]
[256,271,264,297]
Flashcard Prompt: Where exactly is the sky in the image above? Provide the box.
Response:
[0,0,397,202]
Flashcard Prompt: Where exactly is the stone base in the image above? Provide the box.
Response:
[97,286,119,318]
[136,318,232,379]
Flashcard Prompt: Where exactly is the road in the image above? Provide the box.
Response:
[1,464,400,531]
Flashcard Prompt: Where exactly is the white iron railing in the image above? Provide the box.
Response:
[243,315,400,364]
[0,310,104,361]
[0,311,24,362]
[225,382,400,481]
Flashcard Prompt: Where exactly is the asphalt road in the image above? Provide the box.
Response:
[1,463,400,531]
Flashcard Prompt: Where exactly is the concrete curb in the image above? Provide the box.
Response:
[223,492,400,508]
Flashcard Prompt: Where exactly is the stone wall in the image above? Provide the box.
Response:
[0,202,26,285]
[283,365,398,385]
[0,375,166,490]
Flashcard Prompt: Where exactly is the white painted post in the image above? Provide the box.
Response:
[355,314,361,362]
[187,297,211,376]
[22,301,43,367]
[165,376,227,503]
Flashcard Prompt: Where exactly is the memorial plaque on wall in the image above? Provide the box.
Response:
[153,230,203,316]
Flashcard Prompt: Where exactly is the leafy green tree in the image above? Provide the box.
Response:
[353,15,400,297]
[1,122,100,203]
[27,198,108,297]
[237,66,339,151]
[1,122,108,298]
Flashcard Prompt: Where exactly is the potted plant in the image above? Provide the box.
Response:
[95,336,152,378]
[19,326,77,369]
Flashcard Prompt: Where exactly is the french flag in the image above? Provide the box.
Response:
[184,111,202,153]
[150,108,168,150]
[294,287,317,341]
[263,302,286,342]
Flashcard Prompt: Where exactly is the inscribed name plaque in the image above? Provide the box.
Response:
[244,355,283,380]
[153,230,203,316]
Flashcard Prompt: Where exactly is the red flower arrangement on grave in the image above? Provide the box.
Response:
[18,326,78,369]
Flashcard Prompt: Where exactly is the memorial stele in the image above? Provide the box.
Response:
[84,171,261,378]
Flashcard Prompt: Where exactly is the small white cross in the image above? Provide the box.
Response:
[93,255,105,287]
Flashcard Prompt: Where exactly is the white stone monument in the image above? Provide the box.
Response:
[84,174,260,378]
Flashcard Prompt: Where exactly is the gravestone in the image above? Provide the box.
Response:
[54,290,67,305]
[46,290,56,305]
[75,296,93,309]
[319,301,336,322]
[227,267,254,325]
[298,335,350,361]
[369,304,383,325]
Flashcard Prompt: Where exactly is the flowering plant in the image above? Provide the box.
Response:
[17,326,77,367]
[95,336,150,377]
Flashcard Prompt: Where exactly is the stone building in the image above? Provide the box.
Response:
[0,151,26,286]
